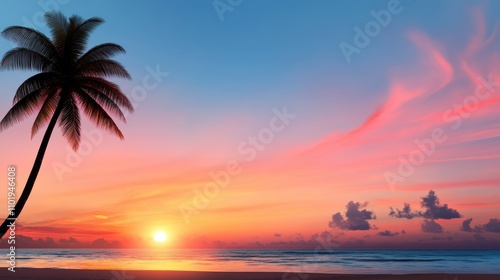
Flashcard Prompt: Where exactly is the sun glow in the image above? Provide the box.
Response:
[154,231,167,243]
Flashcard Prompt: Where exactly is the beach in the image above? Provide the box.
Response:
[0,269,498,280]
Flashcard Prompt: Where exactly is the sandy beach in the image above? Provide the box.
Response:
[0,269,498,280]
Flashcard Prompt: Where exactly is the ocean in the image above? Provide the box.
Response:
[2,249,500,274]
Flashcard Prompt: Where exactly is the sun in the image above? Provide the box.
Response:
[154,231,167,243]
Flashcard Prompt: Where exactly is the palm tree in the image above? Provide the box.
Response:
[0,12,133,238]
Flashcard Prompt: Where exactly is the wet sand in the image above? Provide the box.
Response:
[1,268,498,280]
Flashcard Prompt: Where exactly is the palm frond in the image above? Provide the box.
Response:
[66,16,104,60]
[77,43,126,67]
[78,87,126,122]
[73,91,124,140]
[1,26,58,60]
[15,73,59,103]
[77,77,133,112]
[58,95,81,150]
[0,88,46,132]
[77,59,131,79]
[44,11,68,55]
[1,48,53,71]
[31,88,60,138]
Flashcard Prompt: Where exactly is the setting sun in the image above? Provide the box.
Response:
[153,231,167,243]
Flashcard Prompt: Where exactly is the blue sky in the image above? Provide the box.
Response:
[1,0,498,127]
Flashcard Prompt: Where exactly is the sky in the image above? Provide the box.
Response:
[0,0,500,249]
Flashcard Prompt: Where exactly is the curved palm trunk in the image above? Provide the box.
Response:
[0,96,66,239]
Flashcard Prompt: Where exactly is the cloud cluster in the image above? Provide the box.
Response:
[461,218,478,232]
[389,203,419,219]
[378,230,399,237]
[421,219,443,233]
[420,190,461,219]
[461,218,500,233]
[389,190,461,233]
[0,235,122,248]
[483,219,500,233]
[390,191,461,220]
[329,201,376,231]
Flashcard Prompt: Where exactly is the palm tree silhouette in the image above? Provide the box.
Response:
[0,12,133,238]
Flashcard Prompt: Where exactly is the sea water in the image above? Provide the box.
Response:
[1,249,499,274]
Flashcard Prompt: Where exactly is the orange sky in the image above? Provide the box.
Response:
[1,4,500,249]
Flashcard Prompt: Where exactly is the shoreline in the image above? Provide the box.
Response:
[0,268,499,280]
